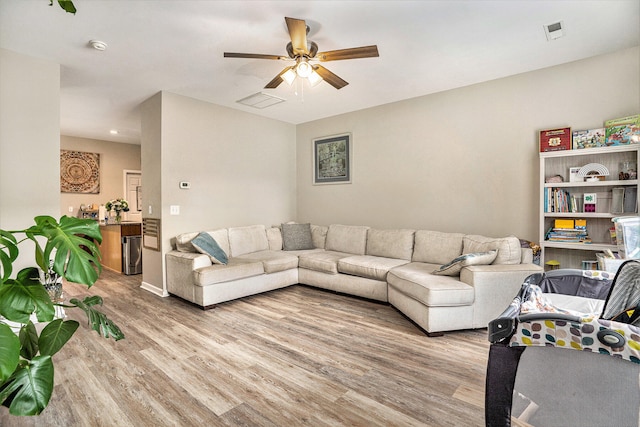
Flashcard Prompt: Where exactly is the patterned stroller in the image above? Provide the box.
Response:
[485,261,640,427]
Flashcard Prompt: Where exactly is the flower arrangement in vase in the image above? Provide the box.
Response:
[105,198,129,224]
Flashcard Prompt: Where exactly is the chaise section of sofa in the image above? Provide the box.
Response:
[387,231,542,334]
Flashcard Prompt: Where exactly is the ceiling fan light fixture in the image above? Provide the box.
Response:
[281,68,297,86]
[308,70,323,87]
[296,60,313,78]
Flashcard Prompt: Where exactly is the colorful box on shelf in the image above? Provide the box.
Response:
[605,114,640,146]
[572,128,605,149]
[554,219,574,229]
[540,127,571,152]
[554,219,586,230]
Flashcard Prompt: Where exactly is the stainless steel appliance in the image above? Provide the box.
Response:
[122,235,142,275]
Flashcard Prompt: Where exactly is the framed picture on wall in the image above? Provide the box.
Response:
[313,133,352,185]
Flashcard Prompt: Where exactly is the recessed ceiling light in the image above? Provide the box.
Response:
[89,40,108,51]
[109,129,119,135]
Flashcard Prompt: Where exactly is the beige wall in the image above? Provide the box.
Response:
[140,92,164,294]
[296,47,640,242]
[60,135,141,219]
[140,92,297,293]
[0,49,60,272]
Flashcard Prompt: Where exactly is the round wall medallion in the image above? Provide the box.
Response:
[60,150,100,193]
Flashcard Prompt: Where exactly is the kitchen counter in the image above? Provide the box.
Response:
[99,222,142,273]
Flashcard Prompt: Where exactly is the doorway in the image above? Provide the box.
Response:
[123,170,142,222]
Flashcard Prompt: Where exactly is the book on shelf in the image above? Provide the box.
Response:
[604,114,640,146]
[540,127,571,152]
[572,128,605,149]
[545,226,591,243]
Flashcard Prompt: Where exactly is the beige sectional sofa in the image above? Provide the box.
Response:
[165,223,543,335]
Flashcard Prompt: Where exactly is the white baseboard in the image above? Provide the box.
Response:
[141,281,169,297]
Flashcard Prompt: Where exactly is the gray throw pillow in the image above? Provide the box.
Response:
[433,250,498,276]
[281,223,314,251]
[191,232,228,265]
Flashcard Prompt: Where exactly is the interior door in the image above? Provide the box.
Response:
[124,170,142,222]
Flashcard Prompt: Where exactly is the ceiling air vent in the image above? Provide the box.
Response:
[544,21,565,41]
[237,92,285,109]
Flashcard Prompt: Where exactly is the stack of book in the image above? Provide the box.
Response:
[544,188,580,213]
[545,219,591,243]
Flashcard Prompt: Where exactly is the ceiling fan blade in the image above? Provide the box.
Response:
[317,45,379,61]
[224,52,286,60]
[264,66,294,89]
[285,17,309,56]
[314,65,349,89]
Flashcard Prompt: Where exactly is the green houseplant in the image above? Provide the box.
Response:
[0,216,124,416]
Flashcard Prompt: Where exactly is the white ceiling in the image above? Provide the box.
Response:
[1,1,638,145]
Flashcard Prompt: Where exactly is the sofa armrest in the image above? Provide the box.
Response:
[460,263,544,329]
[520,247,533,264]
[166,251,212,299]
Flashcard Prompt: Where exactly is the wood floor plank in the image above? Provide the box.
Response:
[1,270,490,426]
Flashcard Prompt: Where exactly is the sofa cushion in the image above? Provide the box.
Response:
[412,230,464,265]
[175,229,230,255]
[433,250,497,276]
[366,229,415,261]
[281,223,314,251]
[228,225,269,257]
[235,250,299,274]
[463,235,521,265]
[298,251,353,275]
[194,258,264,286]
[310,225,328,249]
[266,227,283,250]
[387,263,475,307]
[338,255,410,281]
[191,232,229,265]
[325,224,369,255]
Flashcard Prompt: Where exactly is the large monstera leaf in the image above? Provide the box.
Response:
[0,323,20,385]
[27,216,102,287]
[38,319,79,356]
[0,268,54,324]
[0,355,54,415]
[70,296,124,341]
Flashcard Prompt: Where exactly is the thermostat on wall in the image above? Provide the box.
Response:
[179,181,191,189]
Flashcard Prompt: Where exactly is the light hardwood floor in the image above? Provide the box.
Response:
[1,270,491,426]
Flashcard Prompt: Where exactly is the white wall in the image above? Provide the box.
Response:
[296,47,640,242]
[140,92,297,293]
[0,49,60,273]
[60,135,141,218]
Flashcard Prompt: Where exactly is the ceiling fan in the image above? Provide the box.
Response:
[224,17,379,90]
